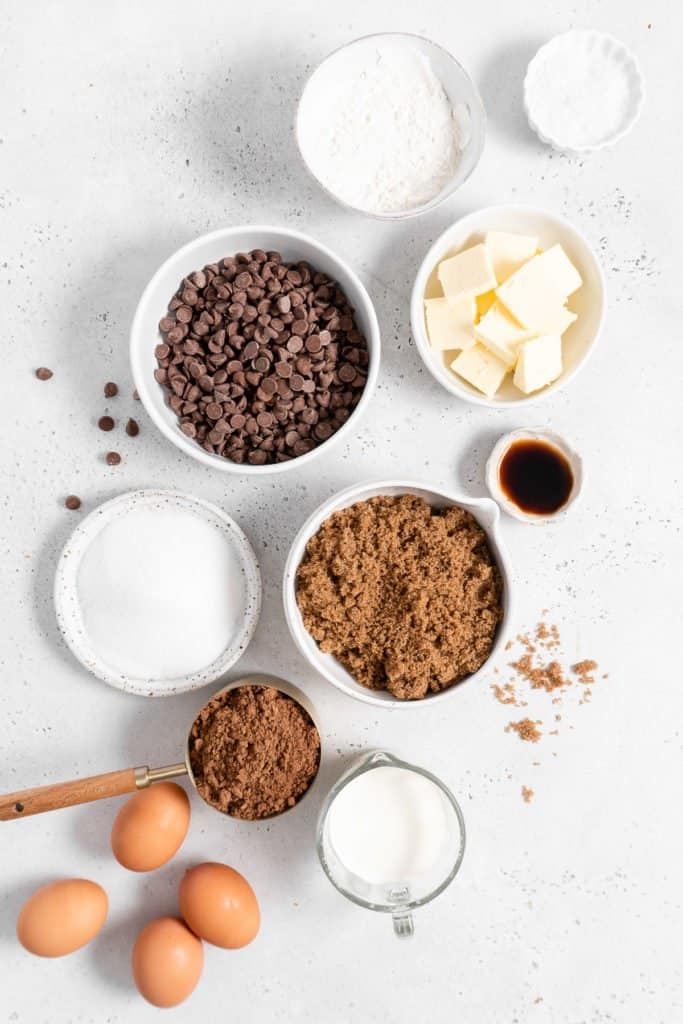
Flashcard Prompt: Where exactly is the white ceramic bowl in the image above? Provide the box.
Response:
[55,490,262,696]
[296,33,486,220]
[410,203,606,408]
[524,31,644,153]
[485,428,584,524]
[131,225,381,473]
[283,479,513,709]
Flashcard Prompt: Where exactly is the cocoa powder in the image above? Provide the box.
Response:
[189,686,320,819]
[295,495,503,700]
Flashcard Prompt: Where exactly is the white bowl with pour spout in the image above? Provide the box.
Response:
[283,479,514,709]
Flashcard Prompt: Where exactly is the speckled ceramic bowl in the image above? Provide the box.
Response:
[54,490,262,696]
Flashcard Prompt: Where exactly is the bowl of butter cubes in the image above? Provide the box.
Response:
[410,204,605,406]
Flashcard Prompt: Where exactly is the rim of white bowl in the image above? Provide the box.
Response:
[54,489,262,696]
[523,30,645,154]
[130,225,381,474]
[282,478,514,709]
[295,32,486,221]
[410,202,607,408]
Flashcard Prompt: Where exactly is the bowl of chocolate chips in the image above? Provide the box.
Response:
[131,225,380,472]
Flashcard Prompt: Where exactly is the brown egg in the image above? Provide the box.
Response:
[17,879,108,957]
[132,916,203,1008]
[111,782,190,871]
[179,862,260,949]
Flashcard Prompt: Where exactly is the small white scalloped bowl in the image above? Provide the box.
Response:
[131,225,380,474]
[524,30,644,153]
[410,204,605,408]
[283,479,514,709]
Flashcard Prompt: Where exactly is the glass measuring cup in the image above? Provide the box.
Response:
[316,751,465,937]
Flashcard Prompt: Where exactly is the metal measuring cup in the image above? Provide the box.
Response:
[0,674,321,822]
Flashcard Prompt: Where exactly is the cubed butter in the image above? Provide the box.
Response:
[437,243,497,301]
[474,300,536,363]
[424,296,476,351]
[513,335,563,394]
[451,342,509,398]
[535,305,577,335]
[476,290,497,320]
[496,245,582,328]
[484,230,538,284]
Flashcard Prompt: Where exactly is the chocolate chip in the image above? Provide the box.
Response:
[35,367,53,380]
[154,250,369,466]
[65,495,81,510]
[126,418,140,437]
[106,451,121,466]
[98,416,114,432]
[104,381,118,397]
[133,389,140,401]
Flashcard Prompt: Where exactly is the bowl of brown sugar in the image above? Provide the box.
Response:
[283,480,514,708]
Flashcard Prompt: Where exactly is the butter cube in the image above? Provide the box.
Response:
[475,300,536,365]
[513,335,563,394]
[536,305,577,335]
[438,244,497,301]
[451,343,509,398]
[485,230,538,284]
[496,245,582,328]
[476,290,497,320]
[424,296,476,351]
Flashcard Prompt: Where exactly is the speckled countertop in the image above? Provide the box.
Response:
[1,2,680,1022]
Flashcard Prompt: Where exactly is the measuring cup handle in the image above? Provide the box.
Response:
[392,909,415,938]
[0,767,143,820]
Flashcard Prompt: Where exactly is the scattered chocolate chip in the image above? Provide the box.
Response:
[35,367,53,381]
[133,389,140,401]
[104,382,118,398]
[98,415,115,432]
[65,495,81,510]
[106,451,121,466]
[125,418,140,437]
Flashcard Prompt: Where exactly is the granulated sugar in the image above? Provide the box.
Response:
[298,40,463,214]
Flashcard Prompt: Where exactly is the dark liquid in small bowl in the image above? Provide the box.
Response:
[499,439,573,515]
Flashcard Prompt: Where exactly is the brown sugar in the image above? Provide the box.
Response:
[572,659,598,684]
[491,682,518,705]
[189,686,320,819]
[295,495,503,700]
[521,786,534,803]
[506,718,542,742]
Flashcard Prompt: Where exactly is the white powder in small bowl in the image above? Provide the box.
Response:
[72,501,257,685]
[298,38,465,216]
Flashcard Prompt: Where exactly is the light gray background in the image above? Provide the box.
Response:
[1,1,680,1022]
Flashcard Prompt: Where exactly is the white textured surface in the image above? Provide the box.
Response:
[0,2,680,1023]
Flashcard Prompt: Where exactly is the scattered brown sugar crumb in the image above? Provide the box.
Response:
[510,654,569,693]
[506,718,542,742]
[522,786,534,803]
[295,495,503,700]
[492,682,518,705]
[189,685,320,819]
[572,659,598,684]
[536,621,560,649]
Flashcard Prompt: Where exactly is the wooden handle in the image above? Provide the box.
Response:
[0,767,141,821]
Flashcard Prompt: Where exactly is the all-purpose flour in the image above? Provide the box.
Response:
[298,40,463,214]
[76,506,246,680]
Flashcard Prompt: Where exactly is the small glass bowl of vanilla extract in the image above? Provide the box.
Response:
[485,429,583,523]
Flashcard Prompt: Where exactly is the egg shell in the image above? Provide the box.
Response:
[132,916,203,1008]
[179,862,260,949]
[17,879,108,957]
[111,781,190,872]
